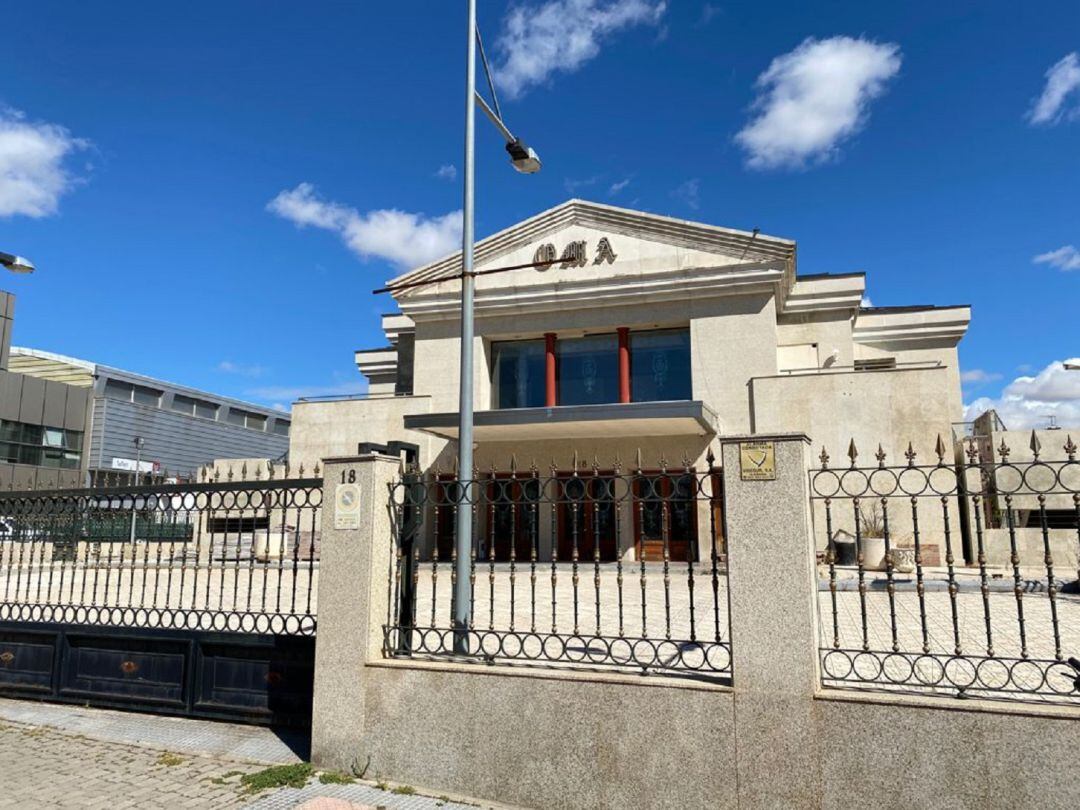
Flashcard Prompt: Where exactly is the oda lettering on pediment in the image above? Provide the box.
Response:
[533,237,617,269]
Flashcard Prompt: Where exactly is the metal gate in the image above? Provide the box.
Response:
[0,472,322,727]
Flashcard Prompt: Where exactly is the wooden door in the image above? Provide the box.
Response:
[633,472,698,562]
[556,475,618,561]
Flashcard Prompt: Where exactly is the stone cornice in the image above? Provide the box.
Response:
[397,261,786,321]
[852,306,971,347]
[387,199,796,292]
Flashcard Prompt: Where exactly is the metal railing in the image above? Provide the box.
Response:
[384,454,731,682]
[0,472,323,635]
[811,434,1080,704]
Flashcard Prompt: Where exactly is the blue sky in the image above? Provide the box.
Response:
[1,1,1077,425]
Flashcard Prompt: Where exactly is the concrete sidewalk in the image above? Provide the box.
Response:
[0,698,506,809]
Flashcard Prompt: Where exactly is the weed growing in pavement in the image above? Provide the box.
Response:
[391,785,417,795]
[239,763,314,793]
[155,752,185,767]
[318,770,354,785]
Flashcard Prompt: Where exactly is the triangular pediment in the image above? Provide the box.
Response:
[386,199,796,297]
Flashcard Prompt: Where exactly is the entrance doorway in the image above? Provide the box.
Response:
[633,472,698,562]
[556,474,618,561]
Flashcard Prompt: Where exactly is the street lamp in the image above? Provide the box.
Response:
[453,1,541,654]
[0,252,36,274]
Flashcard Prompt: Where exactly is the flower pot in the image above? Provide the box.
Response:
[860,536,886,571]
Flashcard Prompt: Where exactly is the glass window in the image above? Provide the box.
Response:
[132,384,161,407]
[0,420,82,469]
[104,379,133,401]
[557,334,619,406]
[194,400,218,420]
[492,340,546,409]
[226,409,266,430]
[630,329,692,402]
[171,394,219,419]
[272,420,290,436]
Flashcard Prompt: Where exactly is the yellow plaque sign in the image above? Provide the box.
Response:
[739,441,776,481]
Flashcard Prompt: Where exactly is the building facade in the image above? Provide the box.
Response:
[289,200,971,561]
[8,345,291,486]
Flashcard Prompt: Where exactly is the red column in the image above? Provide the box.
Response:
[544,332,557,407]
[617,327,631,404]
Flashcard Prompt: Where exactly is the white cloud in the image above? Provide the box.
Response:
[217,360,267,378]
[564,175,600,194]
[1027,52,1080,126]
[964,359,1080,430]
[735,36,901,170]
[268,183,462,268]
[960,369,1002,384]
[860,295,873,308]
[608,178,631,195]
[1033,244,1080,271]
[435,164,457,181]
[700,3,722,25]
[0,106,88,218]
[494,0,667,99]
[671,178,701,209]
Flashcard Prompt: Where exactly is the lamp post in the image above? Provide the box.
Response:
[0,252,36,274]
[130,437,144,544]
[453,0,541,654]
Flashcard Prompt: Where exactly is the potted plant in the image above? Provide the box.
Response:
[857,502,887,571]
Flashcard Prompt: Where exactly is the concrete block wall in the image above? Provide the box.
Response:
[309,439,1080,810]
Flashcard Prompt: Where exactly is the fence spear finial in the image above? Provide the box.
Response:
[613,453,623,475]
[572,449,579,474]
[997,437,1011,462]
[875,444,886,468]
[819,446,829,470]
[314,461,321,477]
[964,436,979,465]
[241,461,247,479]
[905,441,917,467]
[935,434,947,466]
[1065,435,1077,461]
[707,446,716,470]
[847,439,858,469]
[1029,429,1042,461]
[592,454,600,474]
[635,447,643,472]
[267,459,275,480]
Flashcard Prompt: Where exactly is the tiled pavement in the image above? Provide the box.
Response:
[0,700,491,810]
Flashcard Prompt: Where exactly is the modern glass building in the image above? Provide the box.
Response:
[10,347,291,485]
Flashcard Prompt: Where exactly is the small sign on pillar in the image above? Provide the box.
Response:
[334,478,362,530]
[739,441,776,481]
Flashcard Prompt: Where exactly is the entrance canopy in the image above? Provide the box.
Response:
[403,400,718,441]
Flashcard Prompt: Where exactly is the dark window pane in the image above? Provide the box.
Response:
[104,379,133,401]
[132,385,161,407]
[557,335,618,406]
[194,400,218,420]
[630,329,691,402]
[272,420,290,436]
[492,340,546,409]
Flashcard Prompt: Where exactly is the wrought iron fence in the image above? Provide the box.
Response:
[384,453,731,682]
[0,470,322,636]
[811,434,1080,704]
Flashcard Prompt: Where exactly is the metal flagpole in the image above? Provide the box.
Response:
[453,0,477,655]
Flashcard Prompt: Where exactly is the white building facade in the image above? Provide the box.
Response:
[290,200,970,562]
